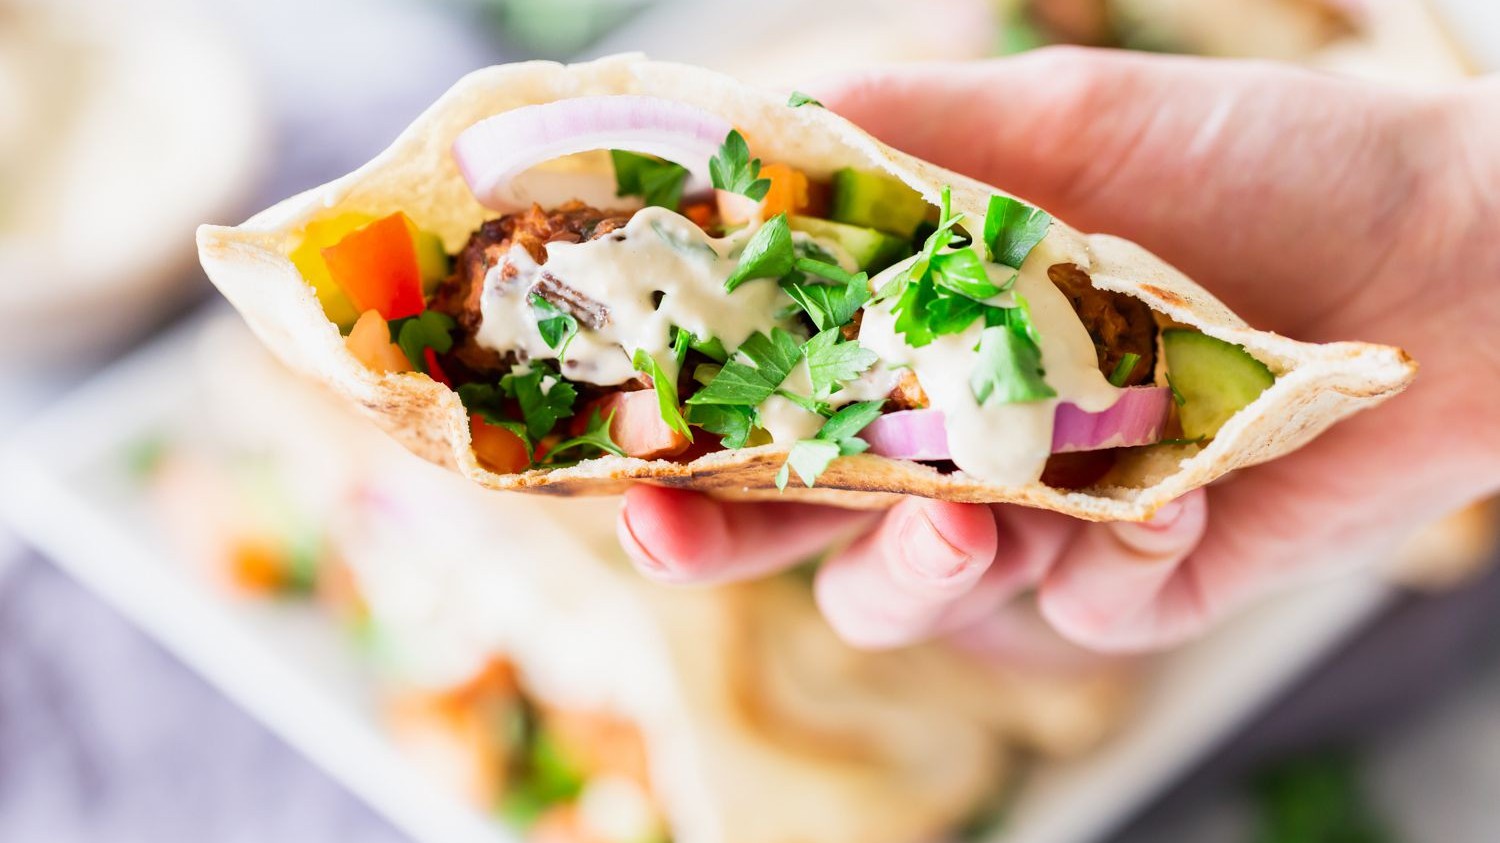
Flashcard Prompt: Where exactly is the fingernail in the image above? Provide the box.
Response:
[1143,499,1185,531]
[619,507,671,576]
[900,510,973,580]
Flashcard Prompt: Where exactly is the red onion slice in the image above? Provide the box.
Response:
[859,387,1173,461]
[451,95,732,211]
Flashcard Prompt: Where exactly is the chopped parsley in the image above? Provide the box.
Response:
[709,129,771,201]
[611,150,688,211]
[725,214,794,292]
[529,295,577,355]
[390,310,455,374]
[539,408,626,467]
[776,400,885,489]
[687,328,802,406]
[456,382,534,454]
[782,257,869,331]
[1166,373,1188,406]
[632,349,692,441]
[1108,352,1142,387]
[970,298,1055,405]
[687,403,756,448]
[787,91,824,108]
[500,366,578,440]
[803,328,877,400]
[983,194,1052,269]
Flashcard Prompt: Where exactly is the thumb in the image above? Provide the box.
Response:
[809,47,1428,336]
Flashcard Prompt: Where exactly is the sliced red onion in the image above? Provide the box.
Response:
[858,387,1173,460]
[452,95,732,211]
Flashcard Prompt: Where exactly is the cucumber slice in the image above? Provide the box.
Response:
[1162,329,1275,440]
[829,168,930,238]
[788,215,913,271]
[412,229,451,296]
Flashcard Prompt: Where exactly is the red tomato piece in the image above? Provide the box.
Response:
[469,415,531,474]
[321,212,426,320]
[586,391,690,459]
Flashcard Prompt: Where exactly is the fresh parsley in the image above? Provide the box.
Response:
[787,91,824,108]
[803,328,877,400]
[540,408,626,466]
[1166,373,1188,406]
[931,246,1008,302]
[983,194,1052,269]
[632,349,692,441]
[709,129,770,201]
[1108,352,1142,387]
[456,383,533,454]
[776,400,885,489]
[686,403,756,448]
[687,328,803,406]
[391,310,455,374]
[500,366,578,440]
[781,258,869,331]
[529,295,578,354]
[725,214,795,292]
[969,300,1055,405]
[611,150,688,211]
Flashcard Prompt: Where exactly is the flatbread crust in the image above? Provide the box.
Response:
[197,54,1415,521]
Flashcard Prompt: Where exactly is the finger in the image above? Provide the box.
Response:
[928,504,1083,637]
[1037,488,1210,653]
[813,498,998,650]
[808,48,1421,336]
[617,485,874,585]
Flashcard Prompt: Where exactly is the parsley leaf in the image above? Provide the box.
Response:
[970,301,1055,405]
[611,150,688,210]
[930,247,1007,301]
[787,91,824,108]
[392,311,455,374]
[540,408,626,466]
[670,326,693,368]
[803,328,877,399]
[725,214,795,292]
[775,400,885,489]
[501,366,578,440]
[691,334,728,362]
[632,349,693,441]
[983,194,1052,268]
[1108,352,1142,387]
[530,295,578,354]
[781,258,869,331]
[687,404,757,448]
[687,329,802,406]
[456,383,534,455]
[709,129,770,201]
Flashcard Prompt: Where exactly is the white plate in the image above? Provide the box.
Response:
[0,314,1391,843]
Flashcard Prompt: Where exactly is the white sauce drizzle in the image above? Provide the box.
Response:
[859,253,1123,485]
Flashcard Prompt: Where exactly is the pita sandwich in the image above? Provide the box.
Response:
[197,54,1414,521]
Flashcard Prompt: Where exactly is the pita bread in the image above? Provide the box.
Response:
[197,54,1415,521]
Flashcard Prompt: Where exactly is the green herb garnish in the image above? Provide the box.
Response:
[776,400,885,489]
[781,258,870,331]
[983,194,1052,269]
[688,328,802,406]
[540,408,626,466]
[632,349,692,441]
[1252,752,1392,843]
[1108,352,1142,387]
[456,383,534,454]
[391,310,455,374]
[709,129,771,201]
[529,295,577,355]
[611,150,689,211]
[725,214,794,292]
[687,403,757,448]
[970,299,1055,405]
[803,328,877,400]
[500,366,578,440]
[787,91,824,108]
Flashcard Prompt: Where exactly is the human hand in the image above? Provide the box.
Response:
[618,48,1500,653]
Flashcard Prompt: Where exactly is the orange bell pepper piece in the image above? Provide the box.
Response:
[470,415,531,474]
[321,212,426,320]
[757,163,810,220]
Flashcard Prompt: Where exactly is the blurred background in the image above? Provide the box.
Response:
[1,0,1499,841]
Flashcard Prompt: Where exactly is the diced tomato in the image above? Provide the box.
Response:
[345,310,413,373]
[582,391,690,459]
[680,199,718,231]
[470,415,531,473]
[321,212,426,320]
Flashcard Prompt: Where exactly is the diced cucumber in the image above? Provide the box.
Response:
[829,168,930,238]
[412,229,451,295]
[788,215,913,271]
[1162,329,1275,440]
